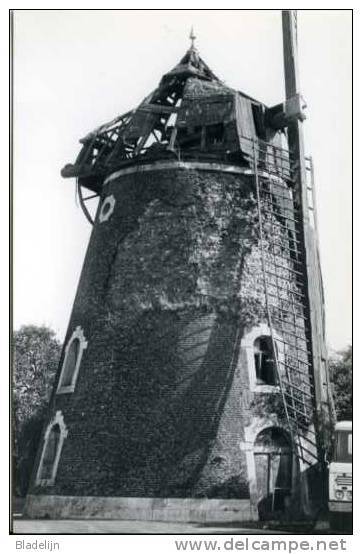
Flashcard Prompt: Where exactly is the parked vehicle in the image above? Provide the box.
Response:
[328,421,352,530]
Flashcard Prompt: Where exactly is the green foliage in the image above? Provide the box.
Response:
[329,345,352,421]
[250,393,288,422]
[107,173,271,341]
[13,325,61,496]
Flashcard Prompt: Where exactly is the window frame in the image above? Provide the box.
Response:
[240,324,281,393]
[99,194,116,223]
[254,335,277,386]
[333,431,352,463]
[35,411,68,487]
[56,326,88,394]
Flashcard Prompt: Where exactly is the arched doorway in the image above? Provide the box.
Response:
[254,427,293,520]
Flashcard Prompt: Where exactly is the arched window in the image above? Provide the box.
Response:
[40,424,61,480]
[240,324,281,391]
[57,326,88,394]
[36,411,68,486]
[254,427,290,449]
[60,339,80,387]
[254,336,276,386]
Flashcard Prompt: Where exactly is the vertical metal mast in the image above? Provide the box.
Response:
[282,10,329,456]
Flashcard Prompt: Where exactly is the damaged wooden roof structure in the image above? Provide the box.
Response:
[61,39,307,207]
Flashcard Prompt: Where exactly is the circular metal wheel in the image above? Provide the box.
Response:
[77,180,100,225]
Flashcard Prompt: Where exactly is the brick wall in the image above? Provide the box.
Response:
[29,167,292,500]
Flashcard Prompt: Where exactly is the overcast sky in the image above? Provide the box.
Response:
[13,9,352,351]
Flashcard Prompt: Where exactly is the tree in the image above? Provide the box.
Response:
[329,345,352,421]
[13,325,61,496]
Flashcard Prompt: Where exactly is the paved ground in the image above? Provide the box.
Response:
[11,518,339,534]
[12,519,290,534]
[13,497,348,535]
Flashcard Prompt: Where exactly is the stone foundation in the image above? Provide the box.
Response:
[24,495,256,522]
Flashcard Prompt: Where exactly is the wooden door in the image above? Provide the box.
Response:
[270,452,292,512]
[254,453,272,519]
[254,451,292,519]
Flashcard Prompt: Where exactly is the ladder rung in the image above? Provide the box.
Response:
[259,166,293,181]
[286,403,312,421]
[262,217,300,234]
[259,165,292,178]
[275,349,311,368]
[294,428,318,444]
[269,252,304,267]
[269,250,303,265]
[256,155,292,168]
[280,378,314,397]
[278,328,310,345]
[277,339,310,356]
[253,143,291,161]
[260,149,292,161]
[266,237,303,253]
[270,315,306,334]
[282,389,314,409]
[262,167,293,179]
[288,413,315,432]
[257,164,294,177]
[295,443,318,461]
[263,234,302,250]
[263,214,302,234]
[264,291,306,312]
[265,268,304,285]
[295,430,317,445]
[259,185,298,205]
[277,355,311,374]
[259,155,292,169]
[282,376,313,391]
[259,174,294,190]
[281,381,314,397]
[264,159,299,176]
[256,155,291,169]
[278,361,313,380]
[269,310,307,330]
[295,455,315,466]
[253,136,292,157]
[265,281,305,299]
[259,195,301,220]
[265,287,306,308]
[268,282,307,301]
[258,178,294,194]
[290,444,317,464]
[258,176,292,191]
[270,299,307,319]
[265,262,304,277]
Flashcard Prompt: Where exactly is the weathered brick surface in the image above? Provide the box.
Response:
[29,167,297,500]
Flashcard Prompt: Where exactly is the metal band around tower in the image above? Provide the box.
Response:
[103,161,253,185]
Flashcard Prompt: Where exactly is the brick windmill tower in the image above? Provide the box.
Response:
[25,12,333,522]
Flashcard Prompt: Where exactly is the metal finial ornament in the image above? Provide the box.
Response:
[189,26,196,49]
